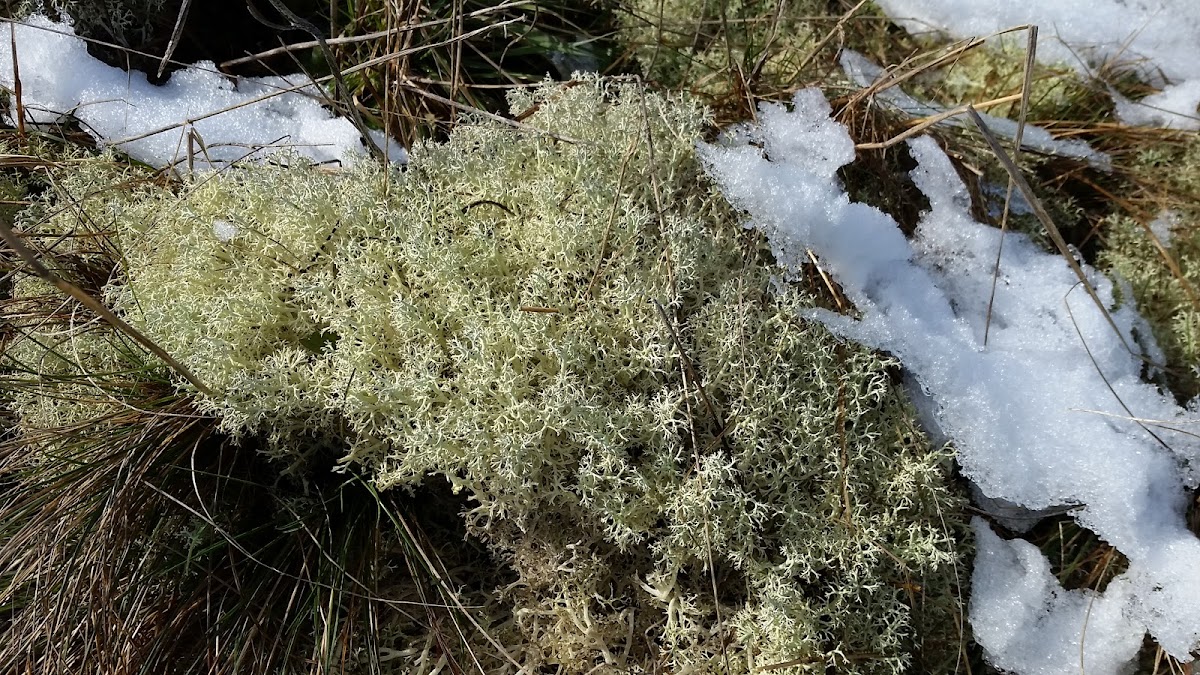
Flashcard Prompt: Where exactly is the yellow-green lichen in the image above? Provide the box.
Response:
[24,77,969,673]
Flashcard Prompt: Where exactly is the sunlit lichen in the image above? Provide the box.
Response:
[22,77,969,673]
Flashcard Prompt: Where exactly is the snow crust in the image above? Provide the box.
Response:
[700,89,1200,673]
[873,0,1200,130]
[0,16,405,171]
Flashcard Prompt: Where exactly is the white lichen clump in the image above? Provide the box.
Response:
[25,78,966,673]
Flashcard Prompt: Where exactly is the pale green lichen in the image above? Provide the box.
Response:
[24,77,968,673]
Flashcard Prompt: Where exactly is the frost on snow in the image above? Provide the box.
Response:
[872,0,1200,130]
[0,16,406,171]
[700,89,1200,673]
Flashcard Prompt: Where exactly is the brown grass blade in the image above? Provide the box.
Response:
[155,0,193,79]
[967,104,1135,355]
[984,25,1038,346]
[0,219,214,396]
[8,22,25,141]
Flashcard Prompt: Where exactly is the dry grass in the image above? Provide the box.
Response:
[0,140,509,674]
[314,0,621,145]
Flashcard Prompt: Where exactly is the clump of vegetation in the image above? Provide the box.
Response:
[4,77,969,673]
[33,0,171,48]
[4,0,1196,668]
[617,0,824,103]
[1099,135,1200,402]
[614,0,921,122]
[328,0,619,145]
[0,146,455,674]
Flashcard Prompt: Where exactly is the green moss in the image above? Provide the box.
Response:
[21,77,969,673]
[903,40,1119,121]
[0,175,25,227]
[618,0,816,96]
[1099,137,1200,401]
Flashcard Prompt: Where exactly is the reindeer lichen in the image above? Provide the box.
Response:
[27,77,968,673]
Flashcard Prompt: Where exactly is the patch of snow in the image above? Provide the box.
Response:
[840,50,1111,169]
[211,219,239,243]
[970,519,1144,675]
[871,0,1200,130]
[0,16,407,172]
[700,89,1200,673]
[1148,210,1181,248]
[1113,81,1200,130]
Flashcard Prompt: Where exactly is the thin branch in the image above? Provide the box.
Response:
[652,300,728,449]
[258,0,383,161]
[854,92,1024,150]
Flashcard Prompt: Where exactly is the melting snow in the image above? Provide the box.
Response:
[0,16,405,172]
[701,89,1200,674]
[872,0,1200,130]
